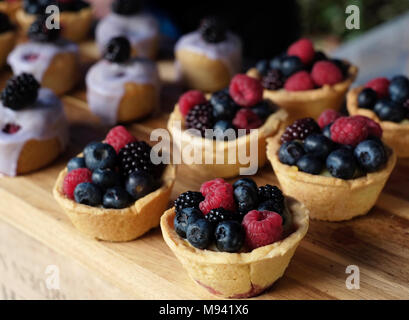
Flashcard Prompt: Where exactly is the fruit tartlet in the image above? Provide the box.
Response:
[53,126,176,242]
[86,36,160,125]
[247,38,358,120]
[16,0,93,42]
[347,75,409,158]
[267,112,396,221]
[0,11,16,68]
[161,178,309,298]
[95,0,159,60]
[8,15,80,95]
[175,17,242,92]
[0,73,69,176]
[167,74,288,178]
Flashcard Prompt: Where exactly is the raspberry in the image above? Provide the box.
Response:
[318,109,342,128]
[311,61,343,86]
[330,116,369,146]
[105,125,136,153]
[199,182,236,214]
[365,77,390,99]
[242,210,283,250]
[232,109,263,132]
[287,38,315,65]
[284,71,315,91]
[200,178,225,196]
[63,168,92,199]
[352,115,383,138]
[280,118,321,144]
[261,69,284,90]
[178,90,207,117]
[229,74,263,107]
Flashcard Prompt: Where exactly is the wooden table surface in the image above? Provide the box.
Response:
[0,43,408,300]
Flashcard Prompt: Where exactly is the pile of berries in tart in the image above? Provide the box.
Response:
[178,74,277,138]
[358,75,409,123]
[173,178,293,252]
[278,111,390,180]
[62,126,164,209]
[254,38,350,91]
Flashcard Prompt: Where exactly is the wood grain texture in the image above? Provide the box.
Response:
[0,42,408,299]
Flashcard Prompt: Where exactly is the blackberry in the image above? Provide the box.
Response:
[174,191,204,214]
[104,36,131,63]
[205,208,237,225]
[112,0,141,15]
[28,15,60,42]
[1,73,40,110]
[257,185,284,215]
[0,12,14,34]
[118,141,163,178]
[261,69,284,90]
[199,16,227,43]
[280,117,321,144]
[185,103,214,137]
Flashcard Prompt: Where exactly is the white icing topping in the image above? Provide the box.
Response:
[7,40,79,82]
[96,13,159,58]
[175,30,242,75]
[86,58,160,125]
[0,89,69,176]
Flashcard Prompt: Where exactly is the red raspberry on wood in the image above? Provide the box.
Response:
[199,182,236,214]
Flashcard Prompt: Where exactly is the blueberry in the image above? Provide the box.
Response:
[174,207,203,239]
[296,154,324,175]
[74,182,102,207]
[213,120,235,140]
[125,171,154,200]
[233,178,258,194]
[210,90,238,120]
[92,168,121,189]
[102,186,132,209]
[84,142,117,170]
[234,185,258,214]
[374,99,406,122]
[326,148,357,179]
[389,75,409,103]
[255,59,269,76]
[251,100,275,119]
[269,53,286,70]
[67,157,86,172]
[280,56,304,77]
[354,140,387,173]
[214,221,244,253]
[278,141,305,165]
[304,134,334,159]
[358,88,377,109]
[186,219,213,249]
[322,124,332,139]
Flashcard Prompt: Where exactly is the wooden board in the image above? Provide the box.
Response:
[0,43,409,300]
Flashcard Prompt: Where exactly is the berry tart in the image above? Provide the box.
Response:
[95,0,159,60]
[86,36,160,125]
[347,75,409,158]
[16,0,93,42]
[266,113,396,221]
[175,16,242,92]
[0,11,16,68]
[8,15,80,95]
[53,126,176,242]
[0,73,69,176]
[167,74,288,178]
[247,38,358,120]
[160,178,309,298]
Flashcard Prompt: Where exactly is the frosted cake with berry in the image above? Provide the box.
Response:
[266,112,396,221]
[0,73,68,176]
[86,36,160,125]
[347,75,409,158]
[8,15,80,95]
[0,12,16,68]
[160,178,309,298]
[95,0,159,59]
[175,17,242,92]
[247,38,358,120]
[53,126,176,242]
[167,74,288,178]
[16,0,93,42]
